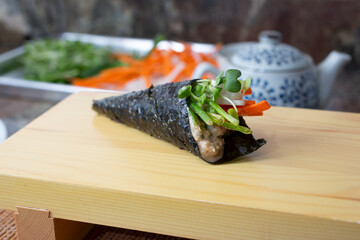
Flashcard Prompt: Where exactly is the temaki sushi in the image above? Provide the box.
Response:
[92,69,270,164]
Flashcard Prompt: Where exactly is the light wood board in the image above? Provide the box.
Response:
[0,91,360,239]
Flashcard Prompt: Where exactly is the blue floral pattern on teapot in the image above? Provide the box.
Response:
[243,70,318,108]
[235,45,304,67]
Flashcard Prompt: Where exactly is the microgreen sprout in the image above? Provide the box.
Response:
[224,69,242,92]
[213,71,225,86]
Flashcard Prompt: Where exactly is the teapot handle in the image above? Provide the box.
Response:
[191,63,220,79]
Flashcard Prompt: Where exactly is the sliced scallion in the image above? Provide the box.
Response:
[207,112,225,125]
[206,99,239,126]
[188,107,200,127]
[178,85,192,99]
[227,108,239,121]
[222,122,252,134]
[190,101,213,125]
[207,85,222,101]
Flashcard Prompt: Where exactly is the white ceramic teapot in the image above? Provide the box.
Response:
[193,30,351,108]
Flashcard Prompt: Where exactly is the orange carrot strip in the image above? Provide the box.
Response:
[72,76,100,86]
[201,72,215,79]
[170,49,181,56]
[239,112,264,116]
[245,87,252,95]
[99,67,138,78]
[184,62,196,78]
[237,100,271,116]
[142,73,152,88]
[244,100,255,106]
[107,72,141,88]
[74,68,139,86]
[74,69,140,87]
[163,53,173,75]
[199,53,219,67]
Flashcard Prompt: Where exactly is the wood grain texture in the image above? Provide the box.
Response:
[14,206,92,240]
[15,207,56,240]
[0,91,360,239]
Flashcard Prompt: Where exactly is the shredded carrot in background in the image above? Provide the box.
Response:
[201,72,215,79]
[72,42,219,90]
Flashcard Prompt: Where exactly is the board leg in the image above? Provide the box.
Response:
[14,206,93,240]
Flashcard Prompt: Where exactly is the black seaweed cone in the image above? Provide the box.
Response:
[92,80,266,164]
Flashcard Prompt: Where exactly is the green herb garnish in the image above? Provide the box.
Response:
[243,76,252,92]
[228,108,239,121]
[188,107,200,127]
[224,69,242,92]
[189,102,213,126]
[206,99,239,126]
[178,85,192,99]
[214,71,225,85]
[178,69,252,134]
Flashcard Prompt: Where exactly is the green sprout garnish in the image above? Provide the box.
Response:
[222,122,252,134]
[214,71,225,85]
[190,102,213,126]
[188,107,200,127]
[243,76,251,92]
[178,85,192,99]
[224,69,242,92]
[220,94,238,112]
[207,113,225,126]
[207,85,222,101]
[206,99,239,126]
[178,69,252,134]
[228,108,239,121]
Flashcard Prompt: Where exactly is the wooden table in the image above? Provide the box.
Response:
[0,92,360,240]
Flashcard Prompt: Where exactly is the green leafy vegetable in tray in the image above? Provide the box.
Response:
[22,40,123,83]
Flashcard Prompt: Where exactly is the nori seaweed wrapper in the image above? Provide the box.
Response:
[92,80,266,164]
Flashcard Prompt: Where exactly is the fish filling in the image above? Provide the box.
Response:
[189,115,227,162]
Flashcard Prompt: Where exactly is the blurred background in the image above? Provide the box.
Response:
[0,0,360,137]
[1,0,360,63]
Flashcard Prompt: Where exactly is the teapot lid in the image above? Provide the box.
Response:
[225,30,312,71]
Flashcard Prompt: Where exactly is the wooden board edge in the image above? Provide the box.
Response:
[1,174,360,240]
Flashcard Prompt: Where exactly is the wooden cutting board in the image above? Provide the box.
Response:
[0,91,360,240]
